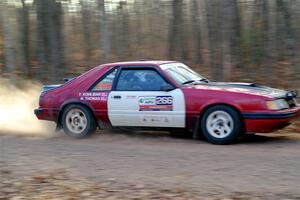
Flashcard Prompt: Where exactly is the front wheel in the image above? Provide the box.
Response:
[201,106,243,144]
[62,104,96,138]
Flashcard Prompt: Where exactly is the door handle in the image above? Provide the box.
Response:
[112,95,121,99]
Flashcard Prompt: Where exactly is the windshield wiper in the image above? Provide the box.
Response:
[182,78,209,85]
[199,78,209,83]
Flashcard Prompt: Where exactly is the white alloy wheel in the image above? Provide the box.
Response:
[206,111,234,139]
[65,108,87,134]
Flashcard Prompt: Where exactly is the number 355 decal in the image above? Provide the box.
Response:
[156,96,173,105]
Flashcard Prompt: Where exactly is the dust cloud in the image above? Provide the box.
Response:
[0,79,55,137]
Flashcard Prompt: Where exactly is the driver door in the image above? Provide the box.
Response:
[108,67,185,128]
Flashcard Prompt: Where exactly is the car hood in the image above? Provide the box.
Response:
[188,82,290,98]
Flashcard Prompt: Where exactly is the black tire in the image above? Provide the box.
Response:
[61,104,96,139]
[200,105,242,144]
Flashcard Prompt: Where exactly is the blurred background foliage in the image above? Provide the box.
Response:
[0,0,299,88]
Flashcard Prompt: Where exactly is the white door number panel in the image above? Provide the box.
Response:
[108,89,185,127]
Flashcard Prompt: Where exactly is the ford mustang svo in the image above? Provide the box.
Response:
[34,61,300,144]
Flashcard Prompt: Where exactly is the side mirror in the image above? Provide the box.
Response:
[160,84,175,92]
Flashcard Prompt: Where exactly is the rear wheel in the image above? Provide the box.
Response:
[201,105,242,144]
[62,104,96,138]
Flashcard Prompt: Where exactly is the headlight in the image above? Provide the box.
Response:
[266,99,289,110]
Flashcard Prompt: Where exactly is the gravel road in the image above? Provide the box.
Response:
[1,130,300,199]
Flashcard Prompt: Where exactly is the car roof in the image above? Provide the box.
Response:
[100,60,178,67]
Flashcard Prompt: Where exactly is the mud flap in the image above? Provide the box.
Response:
[192,116,200,139]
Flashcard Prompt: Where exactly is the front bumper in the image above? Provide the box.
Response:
[243,106,300,133]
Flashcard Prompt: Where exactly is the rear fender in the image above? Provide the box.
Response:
[56,99,97,131]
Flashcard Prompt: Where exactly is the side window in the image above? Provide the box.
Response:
[92,69,117,91]
[115,69,169,91]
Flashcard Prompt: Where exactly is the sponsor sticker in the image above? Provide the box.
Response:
[140,116,170,123]
[139,96,173,111]
[126,95,137,99]
[139,97,156,105]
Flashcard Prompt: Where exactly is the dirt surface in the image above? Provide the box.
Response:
[1,129,300,199]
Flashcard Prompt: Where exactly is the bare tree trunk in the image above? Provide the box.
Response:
[18,0,30,78]
[229,0,241,76]
[291,1,300,88]
[278,0,298,88]
[116,1,129,60]
[110,5,118,60]
[133,0,143,58]
[262,0,270,84]
[80,0,92,66]
[168,0,184,60]
[0,25,3,72]
[220,0,236,82]
[0,2,16,82]
[205,0,222,81]
[191,0,203,64]
[36,0,63,82]
[47,0,63,82]
[221,41,231,82]
[205,0,240,81]
[98,0,110,63]
[36,0,48,81]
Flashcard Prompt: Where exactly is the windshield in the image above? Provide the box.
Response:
[160,63,206,85]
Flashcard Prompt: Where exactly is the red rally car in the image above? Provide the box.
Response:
[34,61,300,144]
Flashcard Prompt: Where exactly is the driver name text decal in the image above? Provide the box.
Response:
[79,92,108,101]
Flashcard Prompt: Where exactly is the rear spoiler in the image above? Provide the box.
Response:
[41,77,75,94]
[63,77,75,83]
[41,84,61,93]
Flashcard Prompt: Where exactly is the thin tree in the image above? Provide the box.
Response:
[168,0,185,60]
[98,0,110,63]
[191,0,203,64]
[80,0,93,66]
[0,2,16,82]
[205,0,222,80]
[277,0,298,88]
[18,0,30,78]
